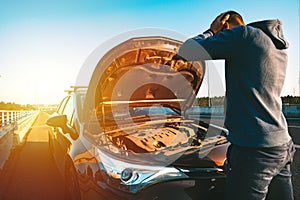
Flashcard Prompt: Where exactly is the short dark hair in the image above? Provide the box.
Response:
[226,11,244,25]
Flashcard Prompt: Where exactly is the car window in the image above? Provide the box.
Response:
[57,96,70,114]
[131,106,177,116]
[63,95,74,125]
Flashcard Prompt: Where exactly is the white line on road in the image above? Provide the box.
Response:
[288,126,300,128]
[294,144,300,149]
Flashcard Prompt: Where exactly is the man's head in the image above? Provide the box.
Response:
[210,11,245,35]
[223,11,245,29]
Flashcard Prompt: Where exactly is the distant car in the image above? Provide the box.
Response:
[47,35,229,200]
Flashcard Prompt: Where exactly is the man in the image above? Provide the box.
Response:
[177,11,295,200]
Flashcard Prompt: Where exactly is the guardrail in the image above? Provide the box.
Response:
[0,110,38,170]
[0,110,37,128]
[187,104,300,118]
[282,104,300,118]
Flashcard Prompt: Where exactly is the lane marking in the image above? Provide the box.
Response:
[288,126,300,128]
[294,144,300,149]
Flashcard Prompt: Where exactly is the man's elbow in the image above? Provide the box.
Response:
[178,38,211,61]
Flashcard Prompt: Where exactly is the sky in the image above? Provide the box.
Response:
[0,0,299,104]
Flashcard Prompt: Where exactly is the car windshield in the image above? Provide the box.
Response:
[109,105,179,119]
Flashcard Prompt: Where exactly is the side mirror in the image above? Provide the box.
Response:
[46,115,68,128]
[46,115,78,140]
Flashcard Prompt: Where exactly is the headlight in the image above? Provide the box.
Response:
[118,167,188,193]
[121,168,138,183]
[96,148,188,193]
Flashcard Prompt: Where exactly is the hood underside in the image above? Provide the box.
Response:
[90,36,205,112]
[82,36,216,166]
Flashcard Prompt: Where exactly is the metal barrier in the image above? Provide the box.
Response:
[282,104,300,118]
[0,110,37,128]
[0,110,37,170]
[187,105,300,118]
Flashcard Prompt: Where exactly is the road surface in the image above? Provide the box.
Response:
[288,118,300,200]
[0,112,65,200]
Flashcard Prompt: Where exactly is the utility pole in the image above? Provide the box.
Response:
[207,65,211,107]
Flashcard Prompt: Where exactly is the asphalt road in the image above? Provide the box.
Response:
[288,118,300,200]
[0,112,65,200]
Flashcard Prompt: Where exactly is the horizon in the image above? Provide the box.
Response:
[1,95,300,106]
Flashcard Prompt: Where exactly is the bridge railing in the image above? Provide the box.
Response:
[0,110,37,128]
[0,110,38,169]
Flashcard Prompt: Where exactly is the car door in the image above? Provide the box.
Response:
[49,95,74,174]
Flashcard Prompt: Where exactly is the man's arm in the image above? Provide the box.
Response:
[176,13,239,61]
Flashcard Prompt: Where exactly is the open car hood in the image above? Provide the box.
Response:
[81,35,229,168]
[85,36,205,115]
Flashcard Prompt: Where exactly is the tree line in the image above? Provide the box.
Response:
[196,96,300,107]
[281,95,300,105]
[0,102,37,110]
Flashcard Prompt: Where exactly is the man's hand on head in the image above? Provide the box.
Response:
[210,12,230,35]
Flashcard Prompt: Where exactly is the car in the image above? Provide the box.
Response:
[47,34,229,200]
